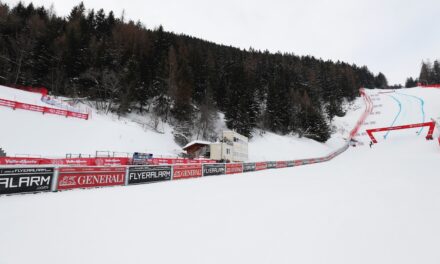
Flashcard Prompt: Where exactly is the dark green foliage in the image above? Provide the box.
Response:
[0,2,379,144]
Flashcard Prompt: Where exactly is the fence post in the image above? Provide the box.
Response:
[51,167,59,192]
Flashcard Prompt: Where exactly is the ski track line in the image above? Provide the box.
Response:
[395,92,425,135]
[383,94,402,139]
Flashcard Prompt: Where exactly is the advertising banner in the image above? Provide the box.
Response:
[287,160,295,167]
[243,163,256,172]
[255,162,267,171]
[173,164,202,180]
[267,161,277,169]
[57,167,126,190]
[0,167,54,195]
[0,157,42,165]
[203,164,226,176]
[128,166,172,184]
[226,163,243,174]
[294,160,303,166]
[276,161,287,168]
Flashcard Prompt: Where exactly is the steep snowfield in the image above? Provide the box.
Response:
[0,85,182,157]
[0,85,359,159]
[0,87,439,264]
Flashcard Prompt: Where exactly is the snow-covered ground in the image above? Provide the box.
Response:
[0,85,359,159]
[0,87,439,264]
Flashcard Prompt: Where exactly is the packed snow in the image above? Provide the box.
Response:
[0,87,439,264]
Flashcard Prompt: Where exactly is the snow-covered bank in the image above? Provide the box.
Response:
[0,136,439,264]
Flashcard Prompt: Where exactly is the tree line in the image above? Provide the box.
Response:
[0,2,385,145]
[405,60,440,88]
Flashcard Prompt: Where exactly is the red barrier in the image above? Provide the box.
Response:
[366,122,435,143]
[0,157,42,165]
[255,162,267,171]
[226,163,243,174]
[149,158,215,165]
[57,166,126,190]
[173,164,203,180]
[419,84,440,88]
[0,97,88,120]
[276,161,287,168]
[349,88,373,139]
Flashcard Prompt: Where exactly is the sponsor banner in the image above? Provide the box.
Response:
[294,160,303,166]
[0,98,15,107]
[276,161,287,168]
[243,163,256,172]
[57,167,126,190]
[95,158,130,166]
[15,102,44,113]
[173,164,202,180]
[267,161,277,169]
[226,163,243,174]
[0,157,42,165]
[40,158,95,166]
[287,160,295,167]
[128,166,172,184]
[44,107,68,116]
[0,167,54,195]
[203,164,226,176]
[255,162,267,171]
[150,158,216,165]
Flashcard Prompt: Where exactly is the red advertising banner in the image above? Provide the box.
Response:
[226,163,243,174]
[0,97,88,120]
[276,161,287,168]
[0,157,42,165]
[172,164,202,180]
[149,158,216,165]
[294,160,303,166]
[255,162,267,171]
[57,167,126,190]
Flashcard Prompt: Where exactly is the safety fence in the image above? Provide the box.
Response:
[433,118,440,145]
[0,144,350,196]
[0,88,371,196]
[0,97,89,120]
[349,88,373,139]
[0,157,216,166]
[419,84,440,88]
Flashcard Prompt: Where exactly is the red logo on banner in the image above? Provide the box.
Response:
[276,161,287,168]
[255,162,267,171]
[173,164,202,180]
[57,167,126,190]
[226,163,243,174]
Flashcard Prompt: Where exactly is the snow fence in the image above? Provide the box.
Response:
[0,89,371,196]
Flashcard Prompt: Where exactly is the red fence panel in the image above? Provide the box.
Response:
[0,157,42,165]
[226,163,243,174]
[173,164,202,180]
[0,96,88,120]
[276,161,287,168]
[57,166,126,190]
[255,162,267,171]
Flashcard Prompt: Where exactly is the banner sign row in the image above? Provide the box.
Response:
[0,144,350,196]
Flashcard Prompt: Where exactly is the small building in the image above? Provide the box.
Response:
[183,131,248,162]
[182,140,211,159]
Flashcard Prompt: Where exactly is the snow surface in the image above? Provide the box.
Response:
[0,85,356,159]
[0,87,439,264]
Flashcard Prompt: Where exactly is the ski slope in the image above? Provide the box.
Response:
[0,87,439,264]
[0,85,350,159]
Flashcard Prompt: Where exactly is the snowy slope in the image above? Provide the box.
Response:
[0,87,439,264]
[0,85,359,159]
[0,85,182,157]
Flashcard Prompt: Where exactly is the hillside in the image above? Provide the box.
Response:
[0,85,354,160]
[0,87,439,264]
